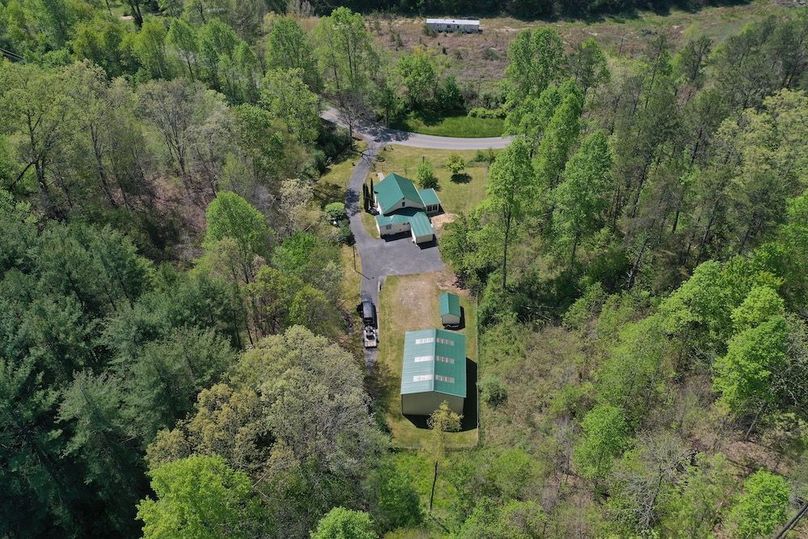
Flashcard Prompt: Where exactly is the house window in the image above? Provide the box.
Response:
[413,374,433,382]
[385,224,391,230]
[435,375,455,383]
[402,201,405,207]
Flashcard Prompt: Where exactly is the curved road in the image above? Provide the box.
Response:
[323,107,510,366]
[321,107,512,150]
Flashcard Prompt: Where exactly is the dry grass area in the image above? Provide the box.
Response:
[377,271,478,449]
[358,1,791,90]
[371,146,495,216]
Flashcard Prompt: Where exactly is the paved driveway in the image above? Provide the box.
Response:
[331,106,504,365]
[321,107,513,150]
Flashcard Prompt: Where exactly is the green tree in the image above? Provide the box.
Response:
[534,79,584,197]
[727,470,790,538]
[311,507,376,539]
[486,136,534,288]
[70,14,131,77]
[131,18,172,80]
[260,68,320,144]
[553,130,613,266]
[204,191,272,283]
[568,37,609,94]
[166,18,198,81]
[367,459,422,533]
[265,16,320,90]
[573,403,629,481]
[397,47,438,110]
[123,328,235,443]
[137,455,265,539]
[446,154,466,178]
[714,316,789,421]
[506,28,565,102]
[730,286,785,332]
[658,453,736,538]
[314,7,378,108]
[416,158,437,189]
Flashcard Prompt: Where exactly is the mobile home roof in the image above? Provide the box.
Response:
[426,18,480,25]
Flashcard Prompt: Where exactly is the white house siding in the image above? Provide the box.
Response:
[379,221,411,237]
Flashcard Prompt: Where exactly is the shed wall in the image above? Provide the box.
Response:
[401,391,464,416]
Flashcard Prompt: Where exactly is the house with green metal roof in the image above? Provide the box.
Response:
[439,291,462,327]
[401,328,466,416]
[373,173,442,245]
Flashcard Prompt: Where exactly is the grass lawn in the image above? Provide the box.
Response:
[360,212,380,239]
[316,140,368,205]
[372,146,496,216]
[377,272,478,450]
[396,112,504,138]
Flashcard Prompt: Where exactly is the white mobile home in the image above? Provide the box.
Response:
[426,18,481,33]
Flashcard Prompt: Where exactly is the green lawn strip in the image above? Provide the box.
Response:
[397,113,504,138]
[360,212,380,239]
[378,274,477,450]
[372,146,495,216]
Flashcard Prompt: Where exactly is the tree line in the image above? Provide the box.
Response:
[438,10,808,537]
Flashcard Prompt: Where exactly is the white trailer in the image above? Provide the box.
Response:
[426,18,481,33]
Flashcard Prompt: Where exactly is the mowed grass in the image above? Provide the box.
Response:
[316,140,368,204]
[372,146,496,216]
[377,272,478,450]
[396,113,505,138]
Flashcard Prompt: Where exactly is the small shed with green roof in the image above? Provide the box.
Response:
[401,328,466,416]
[439,291,462,327]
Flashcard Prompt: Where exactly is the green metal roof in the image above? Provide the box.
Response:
[439,292,461,318]
[409,211,433,238]
[375,208,434,238]
[374,173,423,214]
[418,188,441,207]
[401,329,466,398]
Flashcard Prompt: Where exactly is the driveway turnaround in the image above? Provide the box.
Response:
[321,107,513,150]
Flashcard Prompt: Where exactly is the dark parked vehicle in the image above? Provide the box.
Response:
[359,299,377,328]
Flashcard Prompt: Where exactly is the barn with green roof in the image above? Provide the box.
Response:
[400,328,466,416]
[373,173,441,244]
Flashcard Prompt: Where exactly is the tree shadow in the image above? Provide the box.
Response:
[450,173,471,184]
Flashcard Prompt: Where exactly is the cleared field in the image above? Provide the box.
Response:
[395,113,505,138]
[377,272,478,449]
[371,146,496,216]
[360,1,790,89]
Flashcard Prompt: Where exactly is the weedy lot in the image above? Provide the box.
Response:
[376,272,478,450]
[355,1,790,90]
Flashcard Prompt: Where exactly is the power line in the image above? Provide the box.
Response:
[774,498,808,539]
[0,46,25,62]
